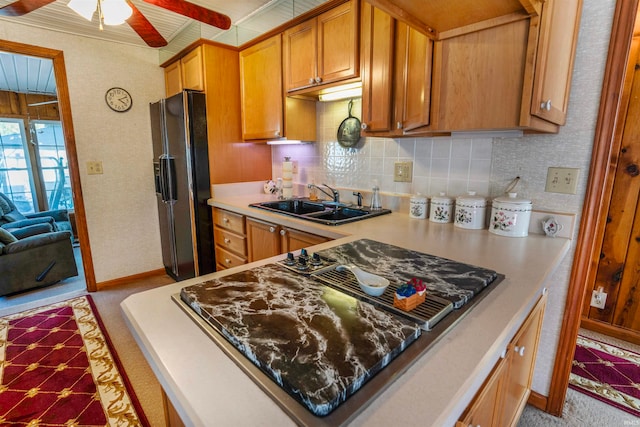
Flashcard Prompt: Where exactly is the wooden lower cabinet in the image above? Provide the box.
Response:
[457,292,546,427]
[246,216,330,262]
[212,208,247,270]
[162,388,185,427]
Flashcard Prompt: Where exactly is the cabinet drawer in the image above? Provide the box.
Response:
[214,227,247,256]
[213,208,245,235]
[215,246,247,270]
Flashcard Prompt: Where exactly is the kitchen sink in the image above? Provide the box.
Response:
[249,198,392,225]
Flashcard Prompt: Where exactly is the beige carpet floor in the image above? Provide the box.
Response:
[518,329,640,426]
[89,275,175,427]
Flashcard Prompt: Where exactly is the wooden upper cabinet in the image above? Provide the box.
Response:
[164,60,183,97]
[360,2,395,134]
[361,3,432,136]
[283,0,359,93]
[181,47,204,92]
[240,35,284,140]
[524,0,582,126]
[164,46,204,97]
[394,21,433,133]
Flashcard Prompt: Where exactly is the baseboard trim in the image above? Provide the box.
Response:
[580,317,640,346]
[96,269,168,290]
[528,390,548,411]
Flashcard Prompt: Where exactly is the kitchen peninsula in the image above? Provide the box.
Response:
[121,187,571,426]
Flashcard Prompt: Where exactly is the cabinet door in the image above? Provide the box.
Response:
[458,356,508,427]
[240,35,284,140]
[284,20,317,92]
[280,228,329,253]
[528,0,582,126]
[501,294,546,427]
[394,22,433,132]
[360,2,395,134]
[317,0,359,85]
[164,60,182,97]
[181,46,204,91]
[246,218,281,262]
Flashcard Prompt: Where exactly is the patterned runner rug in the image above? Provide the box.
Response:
[0,295,148,426]
[570,334,640,417]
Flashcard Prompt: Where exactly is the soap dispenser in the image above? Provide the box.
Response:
[371,180,382,210]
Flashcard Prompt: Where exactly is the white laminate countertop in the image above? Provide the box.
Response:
[121,191,571,427]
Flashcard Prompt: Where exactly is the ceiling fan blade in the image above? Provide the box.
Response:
[143,0,231,30]
[0,0,55,16]
[126,1,167,48]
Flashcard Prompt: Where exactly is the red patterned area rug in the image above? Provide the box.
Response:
[0,295,148,426]
[569,334,640,417]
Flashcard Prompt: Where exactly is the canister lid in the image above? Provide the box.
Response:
[456,191,486,207]
[431,192,452,203]
[493,192,532,205]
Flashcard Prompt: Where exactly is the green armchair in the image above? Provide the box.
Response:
[0,228,78,296]
[0,192,72,234]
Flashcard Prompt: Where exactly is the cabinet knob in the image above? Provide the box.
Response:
[269,226,276,233]
[224,238,231,244]
[225,258,231,265]
[274,131,281,137]
[222,217,229,223]
[361,123,368,130]
[280,229,286,236]
[540,99,552,111]
[314,76,322,83]
[515,345,526,357]
[309,78,315,84]
[397,121,403,129]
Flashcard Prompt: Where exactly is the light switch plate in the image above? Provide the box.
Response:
[545,167,579,194]
[394,161,413,182]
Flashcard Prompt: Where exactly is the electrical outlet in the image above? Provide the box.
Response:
[590,289,607,309]
[394,161,413,183]
[87,161,103,175]
[545,167,580,194]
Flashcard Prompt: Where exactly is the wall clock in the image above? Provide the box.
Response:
[105,87,132,112]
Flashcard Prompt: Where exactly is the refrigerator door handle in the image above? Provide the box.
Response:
[159,156,177,202]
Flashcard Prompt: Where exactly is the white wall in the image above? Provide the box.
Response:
[0,22,166,282]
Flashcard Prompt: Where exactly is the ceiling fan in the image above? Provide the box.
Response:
[0,0,232,48]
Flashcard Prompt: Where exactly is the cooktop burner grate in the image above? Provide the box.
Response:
[312,269,453,331]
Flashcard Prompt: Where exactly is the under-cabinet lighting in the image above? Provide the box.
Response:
[266,139,313,145]
[451,130,524,139]
[318,82,363,102]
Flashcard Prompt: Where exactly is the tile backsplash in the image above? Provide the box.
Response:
[272,98,493,207]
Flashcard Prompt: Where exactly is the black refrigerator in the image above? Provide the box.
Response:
[150,90,214,281]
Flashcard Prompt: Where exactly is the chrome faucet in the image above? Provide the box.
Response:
[308,183,340,203]
[353,191,363,207]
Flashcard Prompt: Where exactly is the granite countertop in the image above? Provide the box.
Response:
[121,186,571,426]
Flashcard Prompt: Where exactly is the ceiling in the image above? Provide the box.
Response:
[0,0,327,95]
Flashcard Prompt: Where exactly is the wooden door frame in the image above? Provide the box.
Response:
[0,39,97,292]
[545,0,639,416]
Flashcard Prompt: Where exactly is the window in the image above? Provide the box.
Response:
[0,118,73,214]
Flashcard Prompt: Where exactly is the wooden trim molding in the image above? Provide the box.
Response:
[0,39,97,292]
[96,269,168,290]
[527,390,547,412]
[545,0,639,416]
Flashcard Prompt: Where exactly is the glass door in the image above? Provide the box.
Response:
[30,120,73,211]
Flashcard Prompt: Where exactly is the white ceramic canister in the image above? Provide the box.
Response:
[489,192,532,237]
[454,191,487,229]
[409,193,428,219]
[429,192,453,223]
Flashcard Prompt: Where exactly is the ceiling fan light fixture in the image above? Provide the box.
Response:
[101,0,132,25]
[68,0,98,21]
